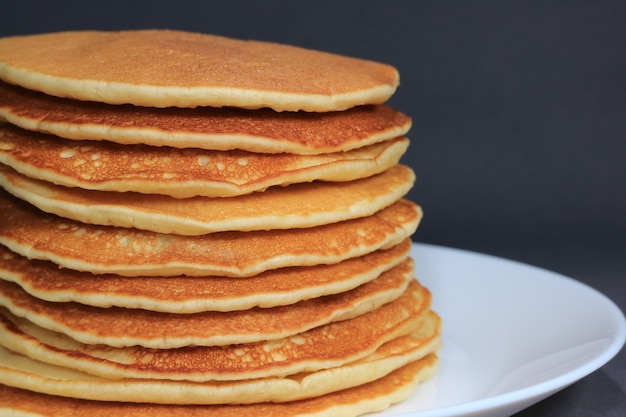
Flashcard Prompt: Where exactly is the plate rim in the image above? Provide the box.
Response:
[388,242,626,417]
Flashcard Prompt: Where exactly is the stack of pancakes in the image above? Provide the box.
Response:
[0,30,441,416]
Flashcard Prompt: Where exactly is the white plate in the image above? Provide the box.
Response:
[379,243,626,417]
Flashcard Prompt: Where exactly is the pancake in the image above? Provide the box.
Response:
[0,293,436,380]
[0,262,419,349]
[0,124,409,198]
[0,81,411,154]
[0,312,441,382]
[0,30,399,111]
[0,355,437,417]
[0,28,439,416]
[0,163,415,235]
[0,190,422,277]
[0,239,411,313]
[0,334,438,405]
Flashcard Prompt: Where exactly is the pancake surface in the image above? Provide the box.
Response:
[0,81,411,154]
[0,124,409,197]
[0,239,411,312]
[0,28,439,416]
[0,296,437,380]
[0,191,421,277]
[0,313,441,382]
[0,356,438,417]
[0,163,415,234]
[0,262,419,348]
[0,338,439,405]
[0,30,399,111]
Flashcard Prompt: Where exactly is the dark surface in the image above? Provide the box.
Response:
[2,1,625,415]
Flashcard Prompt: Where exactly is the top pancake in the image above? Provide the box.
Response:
[0,30,399,111]
[0,82,411,154]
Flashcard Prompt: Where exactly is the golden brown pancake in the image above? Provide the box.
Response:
[0,30,399,111]
[0,81,411,154]
[0,262,419,349]
[0,239,411,313]
[0,124,409,198]
[0,355,437,416]
[0,163,415,235]
[0,296,437,381]
[0,340,438,405]
[0,190,422,277]
[0,28,438,416]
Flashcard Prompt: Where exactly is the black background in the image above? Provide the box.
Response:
[2,1,625,415]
